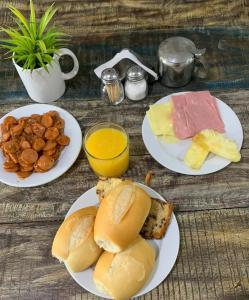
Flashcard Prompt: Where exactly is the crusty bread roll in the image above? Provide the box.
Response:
[93,235,155,300]
[52,206,102,272]
[94,181,151,253]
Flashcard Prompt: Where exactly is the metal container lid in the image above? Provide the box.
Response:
[158,37,198,64]
[101,68,119,84]
[127,65,145,82]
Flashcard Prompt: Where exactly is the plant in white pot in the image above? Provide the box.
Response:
[0,0,79,103]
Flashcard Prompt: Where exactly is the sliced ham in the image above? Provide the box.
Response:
[172,91,225,139]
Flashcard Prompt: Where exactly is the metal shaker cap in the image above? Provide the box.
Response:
[127,65,145,82]
[158,37,202,64]
[101,68,119,84]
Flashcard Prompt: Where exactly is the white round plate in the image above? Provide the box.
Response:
[0,104,82,187]
[66,184,180,299]
[142,92,243,175]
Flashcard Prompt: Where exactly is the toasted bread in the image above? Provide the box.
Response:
[140,198,174,239]
[96,177,174,239]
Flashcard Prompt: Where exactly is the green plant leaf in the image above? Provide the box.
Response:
[38,3,57,38]
[29,0,37,37]
[7,5,30,34]
[1,1,66,71]
[38,40,47,53]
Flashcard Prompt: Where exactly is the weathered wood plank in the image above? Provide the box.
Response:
[1,1,249,35]
[0,89,249,222]
[2,27,249,101]
[0,208,248,300]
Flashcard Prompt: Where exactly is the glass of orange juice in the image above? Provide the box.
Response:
[83,122,129,177]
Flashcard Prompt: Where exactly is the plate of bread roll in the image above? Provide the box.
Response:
[52,178,179,299]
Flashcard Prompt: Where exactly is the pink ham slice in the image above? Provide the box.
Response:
[172,91,225,139]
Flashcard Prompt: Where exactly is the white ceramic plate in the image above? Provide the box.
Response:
[0,104,82,187]
[142,92,243,175]
[66,184,180,299]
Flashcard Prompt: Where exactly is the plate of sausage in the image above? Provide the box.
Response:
[0,104,82,187]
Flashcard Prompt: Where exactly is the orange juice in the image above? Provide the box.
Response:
[84,123,129,177]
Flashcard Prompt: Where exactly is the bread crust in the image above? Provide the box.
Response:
[94,181,151,252]
[52,206,102,272]
[93,236,155,299]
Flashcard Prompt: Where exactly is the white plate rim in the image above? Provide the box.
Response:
[0,104,82,187]
[142,92,243,175]
[65,183,180,299]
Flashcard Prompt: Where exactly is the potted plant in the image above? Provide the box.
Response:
[0,0,79,103]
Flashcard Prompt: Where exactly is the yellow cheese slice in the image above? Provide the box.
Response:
[193,129,241,162]
[184,142,209,170]
[146,101,175,136]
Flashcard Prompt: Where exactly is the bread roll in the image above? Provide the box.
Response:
[52,206,102,272]
[93,235,155,300]
[94,181,151,253]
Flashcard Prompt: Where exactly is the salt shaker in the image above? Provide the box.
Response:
[125,65,148,101]
[101,68,124,105]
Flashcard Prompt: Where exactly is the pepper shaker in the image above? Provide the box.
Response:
[101,68,124,105]
[125,65,148,101]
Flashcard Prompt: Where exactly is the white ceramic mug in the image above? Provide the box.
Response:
[13,48,79,103]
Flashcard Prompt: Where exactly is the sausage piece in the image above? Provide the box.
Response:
[16,171,32,179]
[36,155,54,171]
[3,140,19,154]
[32,137,45,152]
[20,139,31,150]
[44,127,59,140]
[43,140,57,151]
[41,114,53,128]
[56,135,70,146]
[43,147,57,156]
[10,123,24,137]
[54,118,65,130]
[4,116,17,130]
[20,149,38,164]
[32,123,46,137]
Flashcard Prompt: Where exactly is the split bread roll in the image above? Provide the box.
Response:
[93,235,156,300]
[94,181,151,253]
[52,206,102,272]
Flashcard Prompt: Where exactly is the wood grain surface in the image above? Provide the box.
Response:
[1,0,249,35]
[0,208,248,300]
[1,27,249,102]
[0,1,249,299]
[0,89,249,299]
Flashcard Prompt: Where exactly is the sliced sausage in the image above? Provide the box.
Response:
[32,123,46,137]
[20,139,31,150]
[56,135,70,146]
[24,125,33,135]
[16,171,32,179]
[43,140,57,151]
[54,118,65,130]
[43,147,57,156]
[30,114,41,122]
[32,137,45,152]
[20,149,38,164]
[44,127,59,140]
[3,140,19,154]
[4,116,17,130]
[8,152,19,164]
[10,123,24,137]
[41,114,53,128]
[1,131,11,142]
[36,155,54,171]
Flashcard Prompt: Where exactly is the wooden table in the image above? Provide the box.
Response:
[0,27,249,299]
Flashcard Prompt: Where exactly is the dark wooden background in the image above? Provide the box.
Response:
[0,1,249,300]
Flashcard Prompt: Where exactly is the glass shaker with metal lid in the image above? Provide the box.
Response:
[158,36,207,87]
[101,68,124,105]
[125,65,148,101]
